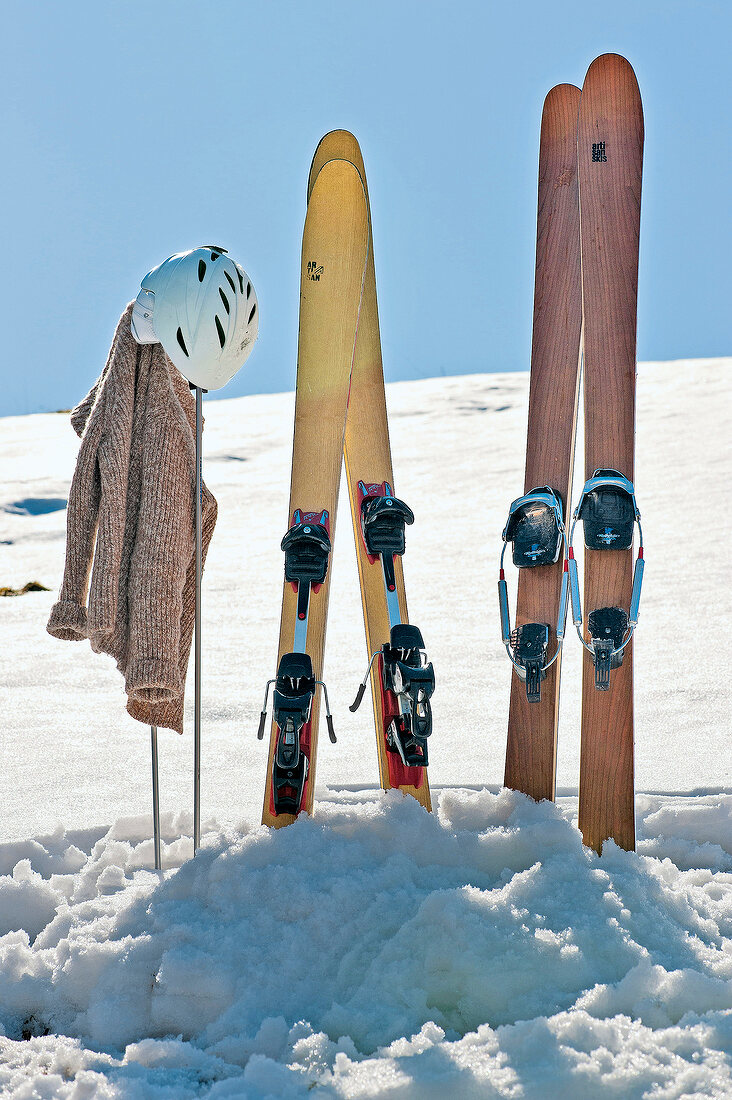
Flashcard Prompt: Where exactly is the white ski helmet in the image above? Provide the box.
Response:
[131,246,259,390]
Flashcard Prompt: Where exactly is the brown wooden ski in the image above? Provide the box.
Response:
[575,53,644,852]
[502,84,582,802]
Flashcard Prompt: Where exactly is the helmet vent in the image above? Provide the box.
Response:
[236,269,245,294]
[246,282,251,299]
[176,328,189,357]
[215,316,226,348]
[219,288,230,314]
[198,260,206,282]
[248,303,257,325]
[211,252,220,261]
[224,270,236,294]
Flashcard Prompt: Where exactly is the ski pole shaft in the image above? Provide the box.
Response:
[193,386,202,854]
[150,725,161,871]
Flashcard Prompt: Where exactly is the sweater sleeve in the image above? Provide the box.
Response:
[47,306,136,641]
[46,416,103,640]
[124,357,193,702]
[85,312,138,636]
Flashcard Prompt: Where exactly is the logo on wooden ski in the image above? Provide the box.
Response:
[592,141,607,162]
[306,261,324,281]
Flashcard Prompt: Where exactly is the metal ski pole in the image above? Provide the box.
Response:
[191,387,202,849]
[150,725,162,870]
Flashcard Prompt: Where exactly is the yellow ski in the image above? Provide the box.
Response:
[309,132,433,811]
[259,158,369,827]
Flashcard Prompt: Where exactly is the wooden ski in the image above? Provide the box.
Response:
[308,131,432,810]
[261,158,369,827]
[503,84,583,802]
[576,54,644,852]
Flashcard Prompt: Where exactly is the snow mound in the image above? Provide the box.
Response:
[1,789,732,1097]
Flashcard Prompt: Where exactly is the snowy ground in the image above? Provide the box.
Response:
[1,359,731,1097]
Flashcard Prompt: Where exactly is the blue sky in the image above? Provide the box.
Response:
[1,0,729,416]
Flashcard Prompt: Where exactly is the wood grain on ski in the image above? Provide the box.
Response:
[577,54,643,852]
[504,84,582,802]
[309,131,431,809]
[262,159,369,826]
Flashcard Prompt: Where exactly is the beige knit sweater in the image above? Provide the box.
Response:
[47,303,217,733]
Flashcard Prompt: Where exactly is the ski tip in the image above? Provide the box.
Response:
[582,53,640,92]
[579,53,643,134]
[314,128,360,151]
[541,83,582,143]
[303,158,370,279]
[544,83,581,107]
[307,131,366,203]
[307,157,368,221]
[585,52,635,73]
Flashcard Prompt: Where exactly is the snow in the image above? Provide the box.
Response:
[1,793,732,1097]
[1,359,731,1096]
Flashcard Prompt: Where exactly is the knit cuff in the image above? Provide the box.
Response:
[125,658,183,703]
[47,600,88,640]
[127,696,184,736]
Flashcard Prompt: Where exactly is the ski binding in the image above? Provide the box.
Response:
[257,651,336,816]
[360,489,414,591]
[509,622,550,701]
[351,624,434,767]
[498,486,569,701]
[572,468,638,550]
[587,607,629,690]
[566,469,645,689]
[282,511,331,622]
[258,508,337,816]
[502,485,564,567]
[351,482,434,769]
